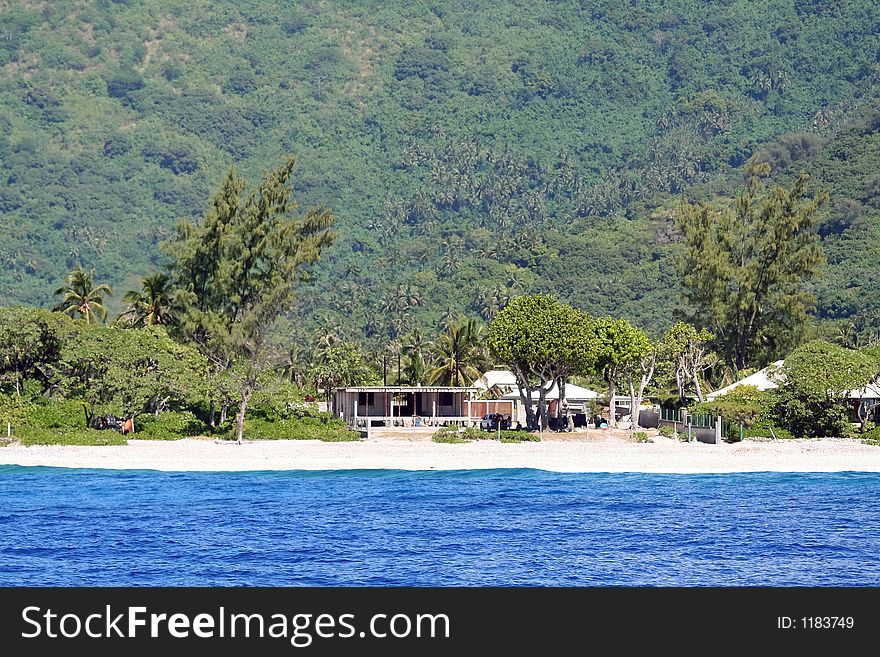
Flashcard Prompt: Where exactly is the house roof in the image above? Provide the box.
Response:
[706,361,785,401]
[335,386,479,394]
[848,382,880,400]
[500,382,600,402]
[706,359,880,401]
[474,369,518,391]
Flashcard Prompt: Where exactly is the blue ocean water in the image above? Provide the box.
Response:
[0,466,877,586]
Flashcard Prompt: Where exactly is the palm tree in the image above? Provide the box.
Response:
[53,266,113,324]
[403,351,426,385]
[120,272,175,327]
[426,320,485,386]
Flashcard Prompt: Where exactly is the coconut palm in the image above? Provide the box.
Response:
[120,272,175,327]
[53,266,113,324]
[426,320,485,386]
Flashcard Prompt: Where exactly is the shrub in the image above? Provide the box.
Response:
[861,426,880,446]
[106,69,144,99]
[432,425,540,443]
[222,414,358,442]
[16,426,126,446]
[742,419,794,440]
[770,387,853,438]
[21,399,87,429]
[500,430,540,443]
[432,431,468,444]
[658,425,675,437]
[635,431,653,443]
[432,426,482,442]
[136,411,208,441]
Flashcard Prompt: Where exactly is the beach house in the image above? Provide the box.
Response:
[332,385,513,427]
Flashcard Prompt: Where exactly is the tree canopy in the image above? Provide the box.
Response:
[676,160,828,370]
[488,294,596,428]
[165,156,336,442]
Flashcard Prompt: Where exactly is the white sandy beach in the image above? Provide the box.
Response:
[1,431,879,473]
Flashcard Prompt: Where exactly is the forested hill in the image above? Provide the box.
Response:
[1,0,879,344]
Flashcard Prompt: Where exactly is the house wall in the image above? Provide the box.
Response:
[470,400,514,419]
[333,390,478,423]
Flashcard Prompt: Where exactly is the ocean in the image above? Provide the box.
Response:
[0,466,877,586]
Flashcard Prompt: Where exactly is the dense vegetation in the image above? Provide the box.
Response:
[0,306,359,444]
[2,0,880,353]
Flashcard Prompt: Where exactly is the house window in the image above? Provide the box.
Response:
[439,392,453,406]
[358,392,374,407]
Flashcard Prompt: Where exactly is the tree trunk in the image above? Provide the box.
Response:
[607,375,616,427]
[515,368,536,430]
[628,379,638,434]
[220,397,229,425]
[235,389,252,445]
[82,403,93,429]
[208,399,216,428]
[537,387,548,430]
[693,372,705,403]
[675,366,685,405]
[557,377,566,419]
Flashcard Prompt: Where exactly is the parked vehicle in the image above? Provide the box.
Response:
[480,413,511,431]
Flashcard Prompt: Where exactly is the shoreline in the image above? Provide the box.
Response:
[2,435,880,474]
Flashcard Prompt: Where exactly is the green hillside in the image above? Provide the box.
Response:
[1,0,879,346]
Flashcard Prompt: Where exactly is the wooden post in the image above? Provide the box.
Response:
[353,399,358,428]
[432,399,436,426]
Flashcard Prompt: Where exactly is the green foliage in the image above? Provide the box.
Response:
[432,425,539,443]
[6,395,126,445]
[488,295,596,428]
[3,1,879,355]
[677,162,828,369]
[431,428,469,444]
[0,307,73,394]
[500,430,540,443]
[742,419,794,440]
[769,340,878,438]
[228,412,358,442]
[634,431,652,443]
[426,319,487,386]
[594,316,651,416]
[135,411,207,440]
[657,425,675,437]
[119,272,175,328]
[53,267,113,325]
[53,325,209,423]
[166,156,336,442]
[782,340,878,399]
[862,425,880,445]
[663,322,716,402]
[770,385,853,439]
[19,398,86,430]
[694,384,768,427]
[16,427,127,446]
[311,338,371,395]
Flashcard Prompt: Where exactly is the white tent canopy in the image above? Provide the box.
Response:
[500,381,600,402]
[474,369,519,391]
[706,360,880,402]
[706,361,784,401]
